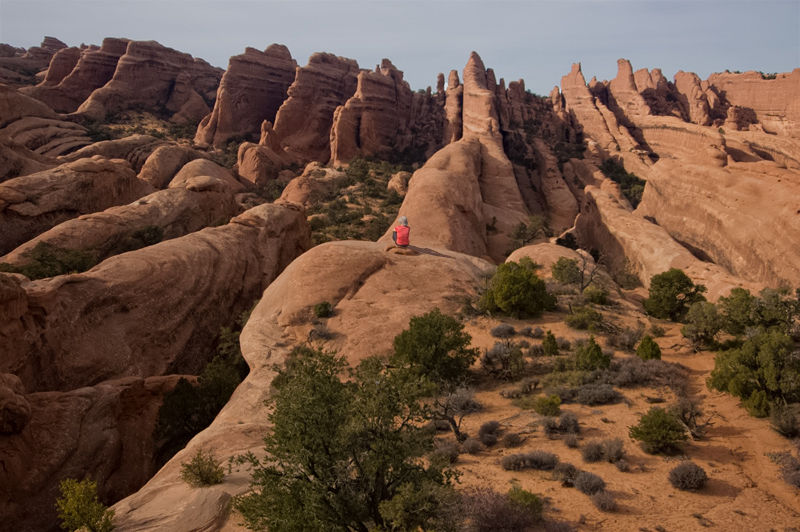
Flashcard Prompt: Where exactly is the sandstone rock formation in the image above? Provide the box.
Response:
[76,40,222,123]
[0,375,185,532]
[236,140,291,187]
[110,240,493,531]
[1,202,310,393]
[136,144,210,189]
[278,162,348,208]
[194,45,297,149]
[21,38,129,113]
[0,37,65,85]
[38,46,81,87]
[0,372,31,434]
[1,184,239,268]
[60,134,168,172]
[270,53,361,162]
[0,133,55,183]
[387,170,410,196]
[168,158,245,192]
[0,157,154,255]
[443,70,464,144]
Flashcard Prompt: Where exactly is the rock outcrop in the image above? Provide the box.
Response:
[0,375,185,532]
[109,240,493,531]
[76,40,222,123]
[270,53,360,162]
[168,158,245,192]
[0,372,31,434]
[1,202,310,393]
[278,162,348,208]
[194,45,296,149]
[0,133,55,183]
[136,144,210,189]
[0,157,154,255]
[60,134,168,172]
[21,38,129,113]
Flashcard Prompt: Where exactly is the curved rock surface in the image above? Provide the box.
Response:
[136,144,210,189]
[109,240,493,531]
[168,158,245,193]
[0,157,153,255]
[60,134,168,172]
[0,372,31,434]
[0,375,185,532]
[0,133,56,183]
[194,45,296,149]
[0,202,310,393]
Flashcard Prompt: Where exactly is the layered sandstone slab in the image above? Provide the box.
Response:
[1,183,240,267]
[0,375,186,532]
[136,144,210,189]
[636,158,800,289]
[0,202,310,393]
[60,134,169,172]
[0,157,154,255]
[0,133,55,183]
[110,240,493,531]
[575,186,763,301]
[195,45,296,149]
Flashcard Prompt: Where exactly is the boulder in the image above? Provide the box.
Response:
[387,171,410,196]
[278,162,348,208]
[168,158,245,193]
[0,157,154,255]
[1,202,310,393]
[194,45,296,149]
[137,144,210,189]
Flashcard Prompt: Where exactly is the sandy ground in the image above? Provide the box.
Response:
[451,299,800,531]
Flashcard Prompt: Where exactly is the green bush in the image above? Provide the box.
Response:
[707,329,799,417]
[769,403,799,438]
[551,257,581,285]
[636,335,662,360]
[114,225,164,254]
[542,330,559,356]
[599,159,646,208]
[629,407,687,453]
[391,308,478,385]
[644,268,707,322]
[718,287,758,336]
[506,486,544,521]
[0,242,98,280]
[55,478,115,532]
[479,258,556,319]
[575,335,610,371]
[565,305,602,330]
[681,301,724,349]
[533,394,562,416]
[584,284,608,305]
[313,301,333,318]
[180,448,225,487]
[508,215,549,252]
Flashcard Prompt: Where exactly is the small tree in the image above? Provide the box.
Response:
[180,449,225,487]
[718,287,758,336]
[508,215,549,251]
[433,386,482,442]
[55,478,115,532]
[542,330,559,356]
[636,335,661,360]
[575,335,610,371]
[551,257,581,285]
[479,258,556,319]
[629,407,687,453]
[681,301,724,350]
[391,308,478,386]
[644,268,707,322]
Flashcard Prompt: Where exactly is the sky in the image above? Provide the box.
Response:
[0,0,798,95]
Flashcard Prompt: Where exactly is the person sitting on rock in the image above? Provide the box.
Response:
[392,216,410,248]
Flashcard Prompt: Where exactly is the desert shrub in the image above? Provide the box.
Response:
[506,486,544,522]
[551,462,579,484]
[565,306,602,330]
[558,412,580,434]
[770,403,800,438]
[670,399,714,440]
[668,462,708,491]
[501,454,527,471]
[681,301,724,349]
[615,459,630,472]
[707,329,800,417]
[517,339,531,349]
[591,491,617,512]
[180,448,225,487]
[482,341,526,380]
[462,437,484,454]
[542,331,559,356]
[527,344,544,357]
[113,225,164,254]
[599,158,645,208]
[503,432,524,448]
[552,257,581,285]
[584,284,609,305]
[564,433,579,448]
[557,337,572,351]
[533,394,562,416]
[391,307,478,386]
[524,451,560,470]
[629,407,687,453]
[530,327,545,338]
[644,268,707,322]
[461,487,539,532]
[613,258,641,289]
[432,440,462,464]
[575,383,621,405]
[602,438,625,463]
[575,336,610,371]
[433,386,482,442]
[313,301,333,318]
[581,441,605,463]
[769,451,800,488]
[636,335,662,360]
[541,416,558,436]
[607,324,644,352]
[649,323,666,337]
[479,257,557,318]
[491,323,516,338]
[574,472,606,495]
[604,356,687,395]
[55,478,115,532]
[0,242,98,280]
[479,421,500,446]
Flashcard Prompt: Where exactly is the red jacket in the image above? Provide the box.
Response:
[393,225,410,246]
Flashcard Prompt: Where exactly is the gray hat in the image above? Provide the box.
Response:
[398,215,408,226]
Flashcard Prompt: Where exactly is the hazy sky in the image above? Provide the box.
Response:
[1,0,798,94]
